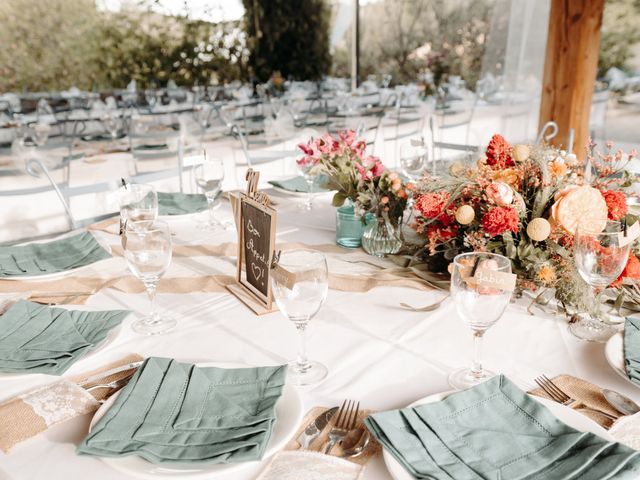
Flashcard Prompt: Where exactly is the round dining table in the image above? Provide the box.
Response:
[1,189,639,480]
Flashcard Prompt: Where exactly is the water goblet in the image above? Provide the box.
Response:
[449,252,513,390]
[571,220,631,342]
[399,142,427,182]
[31,122,50,147]
[296,159,317,211]
[123,220,176,335]
[194,155,226,230]
[271,250,329,386]
[118,183,158,231]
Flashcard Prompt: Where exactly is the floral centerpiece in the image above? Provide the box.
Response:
[297,130,409,254]
[410,133,640,315]
[297,130,408,224]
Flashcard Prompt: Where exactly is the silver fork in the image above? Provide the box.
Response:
[324,399,360,454]
[534,375,618,421]
[85,377,132,401]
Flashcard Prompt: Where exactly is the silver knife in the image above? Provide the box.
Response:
[77,360,144,387]
[296,406,339,449]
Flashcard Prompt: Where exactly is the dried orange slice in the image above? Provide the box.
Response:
[552,185,607,235]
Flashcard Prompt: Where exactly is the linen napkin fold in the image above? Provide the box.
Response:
[624,317,640,385]
[365,375,640,480]
[529,374,622,429]
[0,300,129,375]
[0,353,143,453]
[157,192,208,216]
[268,176,326,193]
[77,357,287,465]
[0,232,111,278]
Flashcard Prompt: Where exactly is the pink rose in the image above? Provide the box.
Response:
[338,130,357,146]
[485,182,513,206]
[365,156,385,177]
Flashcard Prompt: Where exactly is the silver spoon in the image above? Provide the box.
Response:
[340,428,370,458]
[603,389,640,416]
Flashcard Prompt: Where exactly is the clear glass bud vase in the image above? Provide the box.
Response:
[362,215,402,257]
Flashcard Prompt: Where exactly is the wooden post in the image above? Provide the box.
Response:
[351,0,360,90]
[539,0,605,159]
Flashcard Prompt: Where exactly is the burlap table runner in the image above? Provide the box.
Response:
[0,353,143,453]
[529,374,622,429]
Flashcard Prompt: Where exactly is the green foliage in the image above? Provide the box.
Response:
[0,0,248,91]
[242,0,331,82]
[598,0,640,76]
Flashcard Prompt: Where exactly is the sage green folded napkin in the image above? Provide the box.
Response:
[268,176,327,193]
[77,357,287,465]
[0,300,129,375]
[624,318,640,385]
[0,232,111,278]
[157,192,208,216]
[365,375,640,480]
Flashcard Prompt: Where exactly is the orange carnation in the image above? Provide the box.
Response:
[482,206,519,237]
[601,190,628,221]
[612,253,640,287]
[485,134,514,168]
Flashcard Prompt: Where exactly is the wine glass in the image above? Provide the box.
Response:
[571,220,631,342]
[31,122,50,147]
[296,159,317,211]
[101,114,119,146]
[118,184,158,231]
[123,220,176,335]
[271,250,329,386]
[194,155,226,230]
[449,252,512,390]
[399,142,427,181]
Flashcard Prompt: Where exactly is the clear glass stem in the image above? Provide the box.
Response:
[295,322,311,373]
[471,330,484,378]
[305,178,314,210]
[207,197,217,226]
[144,282,158,323]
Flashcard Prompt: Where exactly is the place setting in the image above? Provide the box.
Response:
[5,2,640,478]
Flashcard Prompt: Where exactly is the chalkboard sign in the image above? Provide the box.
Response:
[226,169,278,315]
[240,198,274,298]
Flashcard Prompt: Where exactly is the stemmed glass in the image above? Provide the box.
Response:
[123,220,176,335]
[118,183,158,231]
[101,113,119,147]
[449,252,512,390]
[31,122,50,147]
[194,155,227,230]
[271,250,329,386]
[571,220,631,342]
[399,142,427,181]
[297,160,317,211]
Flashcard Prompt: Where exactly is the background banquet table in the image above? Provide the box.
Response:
[1,189,639,480]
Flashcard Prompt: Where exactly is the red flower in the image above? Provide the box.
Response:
[612,253,640,287]
[601,190,628,220]
[482,206,520,237]
[485,134,514,168]
[415,192,450,219]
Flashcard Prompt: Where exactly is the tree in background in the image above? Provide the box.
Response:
[0,0,102,91]
[242,0,331,82]
[598,0,640,77]
[331,0,493,89]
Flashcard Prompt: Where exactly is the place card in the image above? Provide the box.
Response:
[618,222,640,247]
[473,268,517,292]
[227,169,278,315]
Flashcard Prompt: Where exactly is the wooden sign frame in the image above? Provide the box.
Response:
[227,169,278,315]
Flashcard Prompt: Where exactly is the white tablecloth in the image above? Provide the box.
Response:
[1,190,639,480]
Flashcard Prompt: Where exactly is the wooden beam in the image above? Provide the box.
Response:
[539,0,605,159]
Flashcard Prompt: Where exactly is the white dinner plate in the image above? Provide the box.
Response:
[88,361,303,480]
[604,332,636,386]
[1,232,112,281]
[383,389,614,480]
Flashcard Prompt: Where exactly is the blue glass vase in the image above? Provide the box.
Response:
[335,203,369,248]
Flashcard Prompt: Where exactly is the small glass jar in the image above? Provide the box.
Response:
[362,215,402,257]
[335,203,367,248]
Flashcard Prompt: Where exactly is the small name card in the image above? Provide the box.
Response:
[473,268,517,292]
[618,222,640,247]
